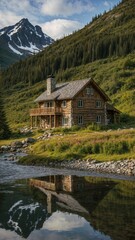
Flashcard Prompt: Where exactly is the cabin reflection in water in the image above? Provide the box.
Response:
[29,175,115,215]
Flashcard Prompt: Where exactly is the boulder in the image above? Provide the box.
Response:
[25,137,36,143]
[11,141,23,148]
[1,145,9,151]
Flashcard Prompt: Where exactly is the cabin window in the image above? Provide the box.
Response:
[96,115,101,123]
[62,117,68,126]
[45,101,54,108]
[96,100,102,108]
[78,115,83,125]
[62,100,67,108]
[86,87,94,95]
[78,99,83,107]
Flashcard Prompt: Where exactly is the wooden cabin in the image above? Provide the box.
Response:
[30,76,120,128]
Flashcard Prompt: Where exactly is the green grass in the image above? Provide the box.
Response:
[18,128,135,165]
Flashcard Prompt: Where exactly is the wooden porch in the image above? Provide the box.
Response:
[30,114,62,128]
[30,107,62,116]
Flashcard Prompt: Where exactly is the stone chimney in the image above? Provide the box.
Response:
[47,75,56,95]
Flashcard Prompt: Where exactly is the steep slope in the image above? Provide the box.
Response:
[1,0,135,87]
[0,18,54,68]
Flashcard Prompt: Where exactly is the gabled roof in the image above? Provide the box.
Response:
[35,78,110,102]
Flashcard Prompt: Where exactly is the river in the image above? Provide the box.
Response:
[0,154,135,240]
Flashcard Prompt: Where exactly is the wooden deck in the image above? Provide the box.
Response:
[30,107,62,116]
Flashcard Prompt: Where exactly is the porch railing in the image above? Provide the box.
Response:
[30,107,62,116]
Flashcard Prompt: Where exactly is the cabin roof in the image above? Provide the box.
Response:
[35,78,110,102]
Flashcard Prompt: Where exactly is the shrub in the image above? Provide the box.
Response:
[78,144,92,155]
[91,143,101,154]
[87,122,102,131]
[103,141,130,155]
[71,125,81,131]
[57,142,71,152]
[45,142,56,152]
[61,128,71,133]
[120,113,131,123]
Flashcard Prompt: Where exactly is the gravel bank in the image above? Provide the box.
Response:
[1,146,135,176]
[47,159,135,176]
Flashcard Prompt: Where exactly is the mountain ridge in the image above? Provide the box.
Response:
[0,18,54,68]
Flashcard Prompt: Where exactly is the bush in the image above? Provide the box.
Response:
[78,144,92,154]
[103,141,130,155]
[120,113,131,123]
[123,59,135,69]
[57,142,71,152]
[91,143,101,153]
[87,123,102,131]
[70,125,81,131]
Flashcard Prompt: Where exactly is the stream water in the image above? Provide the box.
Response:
[0,154,135,240]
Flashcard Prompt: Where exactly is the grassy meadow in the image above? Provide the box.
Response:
[18,127,135,165]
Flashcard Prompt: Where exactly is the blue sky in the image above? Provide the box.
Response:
[0,0,120,39]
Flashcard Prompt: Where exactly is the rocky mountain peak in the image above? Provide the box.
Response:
[0,18,54,59]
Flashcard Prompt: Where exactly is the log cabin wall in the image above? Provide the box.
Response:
[72,83,106,126]
[58,100,72,127]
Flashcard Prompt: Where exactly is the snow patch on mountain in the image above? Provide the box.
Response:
[17,42,40,53]
[8,43,23,55]
[0,30,5,36]
[8,25,22,37]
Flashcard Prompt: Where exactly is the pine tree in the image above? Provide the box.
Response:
[0,91,11,139]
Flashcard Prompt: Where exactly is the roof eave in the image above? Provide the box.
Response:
[91,79,111,101]
[72,78,92,99]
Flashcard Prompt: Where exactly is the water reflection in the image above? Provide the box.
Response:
[0,175,135,240]
[28,211,111,240]
[29,175,116,215]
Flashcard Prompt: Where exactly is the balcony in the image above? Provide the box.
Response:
[30,107,62,116]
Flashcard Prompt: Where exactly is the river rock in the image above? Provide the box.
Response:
[11,141,23,148]
[25,137,36,143]
[1,145,9,151]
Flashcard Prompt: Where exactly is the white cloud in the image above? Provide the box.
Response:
[0,228,23,240]
[104,1,113,8]
[41,19,83,39]
[0,0,39,28]
[43,211,86,231]
[0,11,21,28]
[0,0,30,14]
[41,0,95,17]
[28,211,112,240]
[104,1,110,7]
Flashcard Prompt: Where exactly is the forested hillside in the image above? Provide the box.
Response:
[1,0,135,87]
[0,0,135,128]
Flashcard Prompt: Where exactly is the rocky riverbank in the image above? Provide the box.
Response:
[44,158,135,176]
[0,150,135,176]
[0,134,135,177]
[0,137,36,153]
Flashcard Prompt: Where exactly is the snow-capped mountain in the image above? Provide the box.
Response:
[0,197,47,238]
[0,18,54,67]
